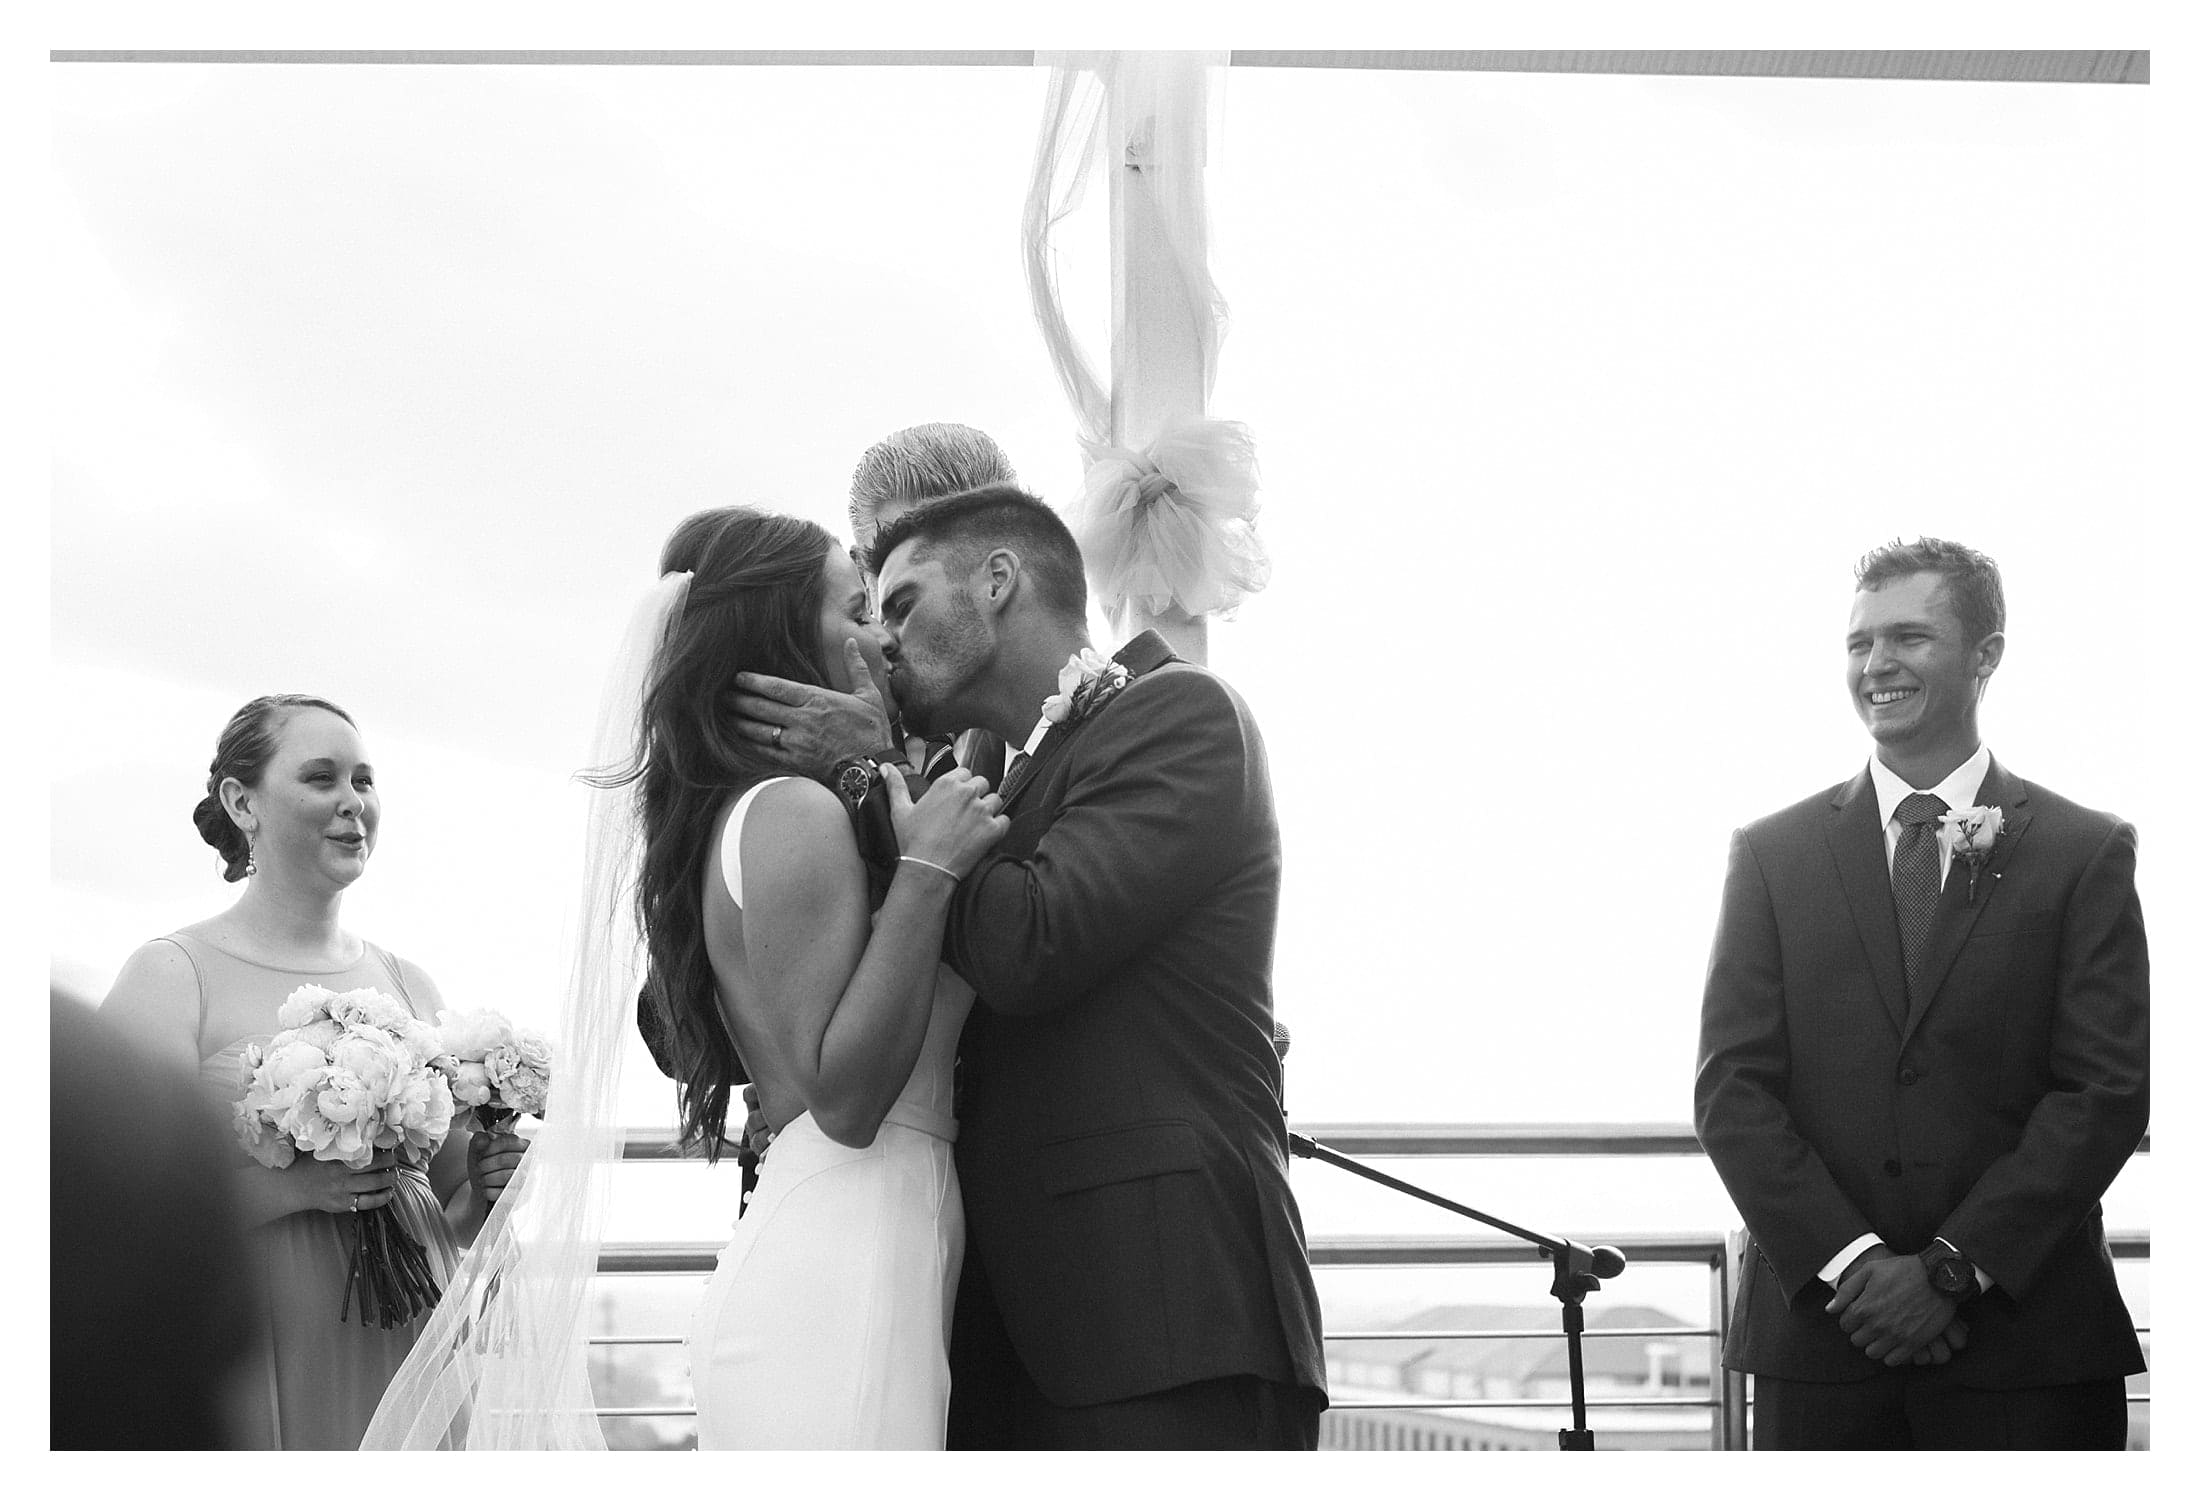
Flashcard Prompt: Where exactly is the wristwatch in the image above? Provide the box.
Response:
[829,755,882,809]
[1919,1238,1980,1300]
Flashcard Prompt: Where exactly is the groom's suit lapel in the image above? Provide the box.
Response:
[997,630,1180,816]
[1902,760,2032,1040]
[1826,767,1910,1034]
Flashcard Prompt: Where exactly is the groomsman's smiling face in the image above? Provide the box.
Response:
[1845,570,2002,764]
[874,539,993,737]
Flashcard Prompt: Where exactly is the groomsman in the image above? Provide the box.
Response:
[1694,538,2148,1448]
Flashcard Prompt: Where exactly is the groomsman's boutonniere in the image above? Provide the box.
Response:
[1937,805,2006,904]
[1040,646,1133,729]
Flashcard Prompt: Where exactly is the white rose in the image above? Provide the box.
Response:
[1938,804,2005,857]
[482,1042,524,1093]
[513,1029,553,1076]
[502,1064,550,1117]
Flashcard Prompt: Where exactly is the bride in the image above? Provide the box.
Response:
[364,507,1004,1450]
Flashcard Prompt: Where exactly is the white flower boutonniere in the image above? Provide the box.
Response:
[1937,805,2005,904]
[1040,646,1132,728]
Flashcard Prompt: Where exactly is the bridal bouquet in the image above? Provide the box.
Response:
[432,1008,553,1133]
[232,984,455,1328]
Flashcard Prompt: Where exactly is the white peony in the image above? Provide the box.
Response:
[277,984,338,1029]
[437,1008,516,1060]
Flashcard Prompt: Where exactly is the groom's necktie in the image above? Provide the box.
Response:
[1893,791,1949,1012]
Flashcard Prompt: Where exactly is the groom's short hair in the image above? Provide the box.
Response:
[1854,536,2006,648]
[868,484,1087,622]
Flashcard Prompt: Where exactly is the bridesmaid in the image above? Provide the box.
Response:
[97,694,528,1449]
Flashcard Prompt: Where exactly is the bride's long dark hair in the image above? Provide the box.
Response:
[596,506,839,1160]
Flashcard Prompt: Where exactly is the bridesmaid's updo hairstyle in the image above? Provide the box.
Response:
[596,507,840,1160]
[192,694,357,881]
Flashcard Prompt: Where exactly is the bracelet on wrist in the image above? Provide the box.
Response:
[897,855,960,883]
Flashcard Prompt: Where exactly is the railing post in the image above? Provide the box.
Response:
[1712,1229,1751,1450]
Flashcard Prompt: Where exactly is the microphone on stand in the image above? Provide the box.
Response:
[1274,1019,1625,1450]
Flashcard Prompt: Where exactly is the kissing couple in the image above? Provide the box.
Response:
[369,482,1327,1450]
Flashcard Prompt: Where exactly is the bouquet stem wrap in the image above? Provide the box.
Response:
[342,1194,445,1329]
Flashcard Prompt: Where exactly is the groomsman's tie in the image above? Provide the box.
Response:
[1000,748,1035,801]
[1893,791,1949,1011]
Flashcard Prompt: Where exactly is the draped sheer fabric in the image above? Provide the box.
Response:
[1022,51,1271,627]
[361,572,692,1449]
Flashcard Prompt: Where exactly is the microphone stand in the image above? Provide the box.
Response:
[1286,1131,1625,1451]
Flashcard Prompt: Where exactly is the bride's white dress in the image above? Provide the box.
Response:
[686,779,971,1450]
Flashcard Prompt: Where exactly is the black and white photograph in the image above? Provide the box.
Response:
[40,2,2173,1462]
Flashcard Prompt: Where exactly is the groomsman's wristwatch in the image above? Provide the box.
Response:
[1919,1238,1981,1300]
[830,755,883,808]
[829,752,907,873]
[829,748,913,809]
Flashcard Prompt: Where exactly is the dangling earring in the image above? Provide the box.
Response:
[244,835,258,878]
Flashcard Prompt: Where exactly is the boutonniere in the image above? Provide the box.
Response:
[1039,646,1133,729]
[1936,805,2005,904]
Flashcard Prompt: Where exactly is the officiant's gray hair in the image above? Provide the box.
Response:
[849,422,1017,544]
[1854,537,2006,649]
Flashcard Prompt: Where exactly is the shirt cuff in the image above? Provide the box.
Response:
[1820,1233,1885,1288]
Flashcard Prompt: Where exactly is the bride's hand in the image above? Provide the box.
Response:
[885,765,1008,881]
[284,1152,402,1217]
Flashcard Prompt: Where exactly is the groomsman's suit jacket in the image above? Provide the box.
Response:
[942,631,1327,1410]
[1694,758,2148,1388]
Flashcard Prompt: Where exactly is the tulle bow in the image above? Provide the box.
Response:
[1071,417,1272,624]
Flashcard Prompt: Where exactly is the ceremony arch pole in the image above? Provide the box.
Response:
[1105,52,1221,663]
[1024,51,1270,667]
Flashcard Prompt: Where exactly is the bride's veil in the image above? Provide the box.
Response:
[362,570,692,1449]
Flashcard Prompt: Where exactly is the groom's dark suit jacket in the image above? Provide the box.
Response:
[942,631,1327,1410]
[1694,758,2148,1388]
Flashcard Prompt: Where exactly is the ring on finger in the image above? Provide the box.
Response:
[772,725,784,747]
[350,1193,360,1213]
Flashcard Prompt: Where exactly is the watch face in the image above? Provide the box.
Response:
[1923,1248,1974,1296]
[835,762,873,803]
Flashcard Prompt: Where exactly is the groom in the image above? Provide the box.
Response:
[751,484,1327,1447]
[1693,537,2148,1448]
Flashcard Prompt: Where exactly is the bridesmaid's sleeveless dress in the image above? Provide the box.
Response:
[164,932,463,1450]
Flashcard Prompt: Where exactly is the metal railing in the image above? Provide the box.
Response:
[587,1124,2150,1449]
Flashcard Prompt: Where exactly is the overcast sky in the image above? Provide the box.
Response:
[44,51,2167,1263]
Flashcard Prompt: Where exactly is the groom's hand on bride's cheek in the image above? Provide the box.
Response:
[733,649,894,777]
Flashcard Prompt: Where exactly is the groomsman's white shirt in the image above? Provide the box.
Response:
[1818,742,1999,1291]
